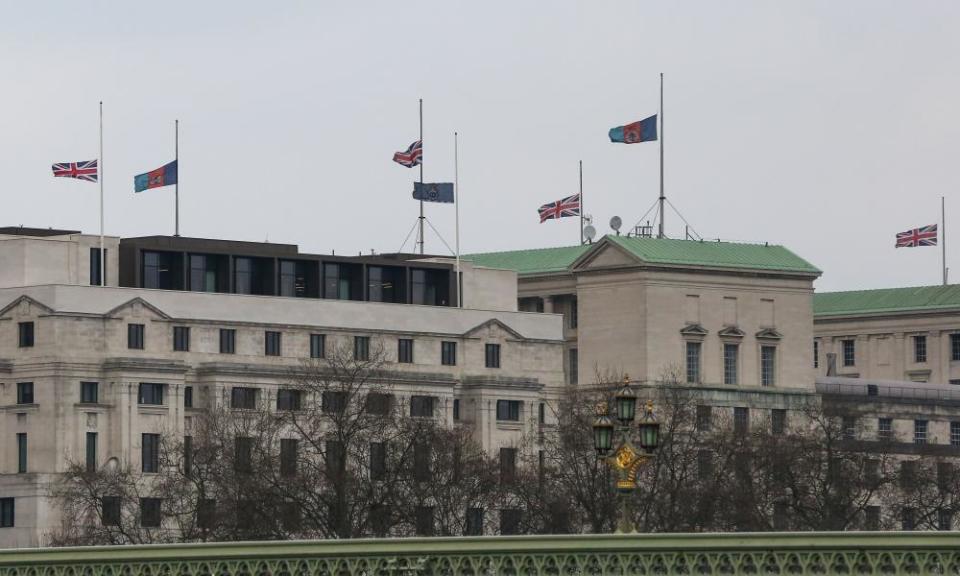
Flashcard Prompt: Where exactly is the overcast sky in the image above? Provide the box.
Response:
[1,1,957,291]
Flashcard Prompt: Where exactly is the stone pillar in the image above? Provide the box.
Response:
[542,296,554,314]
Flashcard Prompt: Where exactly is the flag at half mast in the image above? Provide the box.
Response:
[895,224,938,247]
[538,193,581,223]
[609,114,658,144]
[134,160,177,193]
[52,160,98,182]
[393,140,422,168]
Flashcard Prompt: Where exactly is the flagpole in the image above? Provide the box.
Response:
[943,196,948,285]
[418,99,424,254]
[99,101,105,287]
[175,119,180,237]
[579,160,584,245]
[658,72,665,239]
[455,131,461,307]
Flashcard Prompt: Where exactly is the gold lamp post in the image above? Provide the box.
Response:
[592,375,660,533]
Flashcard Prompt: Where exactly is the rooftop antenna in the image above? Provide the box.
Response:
[610,216,623,236]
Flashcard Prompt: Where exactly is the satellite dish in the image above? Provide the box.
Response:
[610,216,622,232]
[583,225,597,242]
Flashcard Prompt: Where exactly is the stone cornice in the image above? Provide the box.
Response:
[102,357,190,374]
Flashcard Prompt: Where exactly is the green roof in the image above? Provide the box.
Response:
[814,284,960,317]
[465,236,820,276]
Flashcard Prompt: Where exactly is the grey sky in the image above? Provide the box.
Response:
[2,1,958,291]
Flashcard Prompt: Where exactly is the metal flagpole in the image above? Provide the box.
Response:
[658,73,665,239]
[418,99,424,254]
[943,196,948,285]
[99,101,105,286]
[175,119,180,237]
[579,160,584,245]
[455,131,461,307]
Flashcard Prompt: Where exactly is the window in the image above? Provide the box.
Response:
[415,506,434,536]
[235,437,253,472]
[761,346,776,386]
[367,265,405,303]
[411,268,450,306]
[952,422,960,447]
[234,257,271,295]
[500,509,521,535]
[914,335,927,363]
[499,447,517,484]
[938,462,953,491]
[410,395,435,418]
[413,444,431,482]
[184,386,193,408]
[914,420,928,445]
[81,382,99,404]
[441,341,457,366]
[685,341,701,383]
[734,407,749,436]
[280,502,302,532]
[939,509,953,531]
[265,331,282,356]
[496,400,521,422]
[538,402,545,425]
[143,251,183,290]
[569,348,579,385]
[188,254,222,292]
[842,339,855,367]
[280,439,298,477]
[128,324,145,349]
[197,499,215,530]
[86,432,97,473]
[952,380,960,386]
[16,382,33,405]
[277,389,302,411]
[397,338,414,363]
[453,399,461,421]
[697,449,714,480]
[138,383,164,405]
[354,336,370,360]
[865,459,880,485]
[485,343,501,368]
[279,260,314,298]
[952,334,960,362]
[723,343,738,385]
[370,442,387,480]
[901,461,916,489]
[173,326,190,351]
[772,409,787,435]
[219,329,236,354]
[696,405,712,432]
[365,392,392,415]
[184,436,193,477]
[0,498,14,528]
[18,322,34,348]
[101,497,121,526]
[864,506,881,531]
[370,504,390,537]
[813,340,819,369]
[569,296,578,329]
[90,247,107,286]
[773,501,788,531]
[140,498,162,528]
[322,391,346,413]
[902,508,915,531]
[17,434,27,473]
[465,507,484,536]
[842,416,857,440]
[326,440,345,476]
[231,387,257,410]
[142,433,160,473]
[878,418,893,440]
[310,334,326,359]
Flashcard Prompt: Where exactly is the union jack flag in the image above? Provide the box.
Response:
[895,224,938,247]
[538,193,581,223]
[392,140,422,168]
[52,160,98,182]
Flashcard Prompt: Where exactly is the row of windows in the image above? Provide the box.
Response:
[828,334,960,369]
[695,406,788,436]
[685,342,777,386]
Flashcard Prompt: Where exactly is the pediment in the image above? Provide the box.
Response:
[680,323,708,337]
[755,327,783,340]
[105,297,171,320]
[718,326,745,338]
[463,318,525,340]
[0,295,55,319]
[571,239,641,271]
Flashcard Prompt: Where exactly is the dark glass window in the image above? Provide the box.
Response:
[696,405,712,432]
[310,334,326,359]
[453,398,461,421]
[128,324,145,349]
[441,341,457,366]
[864,506,881,531]
[914,335,927,363]
[326,440,345,475]
[569,296,578,329]
[86,432,97,473]
[234,257,273,296]
[280,502,301,532]
[952,421,960,447]
[842,339,855,367]
[17,434,27,473]
[81,381,99,404]
[367,266,405,303]
[184,386,193,408]
[902,508,915,531]
[410,395,435,418]
[197,499,215,529]
[279,260,316,298]
[140,498,162,528]
[220,329,236,354]
[183,436,193,477]
[499,447,517,484]
[569,348,579,385]
[413,444,431,482]
[500,509,521,535]
[370,442,387,480]
[235,437,253,472]
[231,387,257,410]
[496,400,521,421]
[324,263,362,300]
[277,389,302,411]
[16,382,33,405]
[914,420,928,445]
[138,383,164,405]
[322,391,346,413]
[365,392,392,415]
[415,506,434,536]
[143,251,183,290]
[370,503,390,537]
[101,497,120,526]
[397,339,414,363]
[878,418,893,440]
[465,507,484,536]
[813,340,819,369]
[90,247,107,286]
[723,343,738,385]
[142,433,160,473]
[173,326,190,351]
[772,409,786,435]
[761,346,776,386]
[538,402,545,425]
[901,460,916,489]
[685,341,701,383]
[354,336,370,360]
[189,254,223,292]
[280,439,298,477]
[0,498,14,528]
[953,334,960,362]
[697,449,713,480]
[843,416,857,440]
[485,343,501,368]
[18,322,34,348]
[265,331,282,356]
[411,268,450,306]
[734,407,749,435]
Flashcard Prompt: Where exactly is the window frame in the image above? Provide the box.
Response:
[265,331,282,357]
[496,399,521,422]
[81,381,99,404]
[128,323,145,350]
[397,338,414,364]
[277,388,302,411]
[485,343,501,368]
[142,433,160,473]
[173,326,190,352]
[914,419,928,445]
[16,382,34,405]
[140,498,162,528]
[723,343,738,385]
[86,432,98,473]
[878,417,893,440]
[685,341,701,384]
[842,339,855,367]
[17,433,27,473]
[771,408,786,435]
[499,447,517,484]
[310,333,326,359]
[913,335,927,363]
[951,421,960,447]
[231,387,258,410]
[138,383,165,406]
[734,407,749,436]
[219,329,236,354]
[760,345,777,387]
[441,341,457,366]
[280,438,298,477]
[410,395,435,418]
[18,321,34,348]
[354,336,370,361]
[0,498,13,528]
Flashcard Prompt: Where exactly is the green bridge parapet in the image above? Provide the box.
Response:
[2,532,960,575]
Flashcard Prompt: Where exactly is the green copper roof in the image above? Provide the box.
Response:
[465,236,820,276]
[814,284,960,317]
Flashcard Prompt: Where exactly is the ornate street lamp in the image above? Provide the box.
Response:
[591,375,659,533]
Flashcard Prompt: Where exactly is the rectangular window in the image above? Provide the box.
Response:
[902,508,915,531]
[952,334,960,362]
[370,503,390,537]
[370,442,387,481]
[465,507,484,536]
[813,340,819,369]
[772,409,786,435]
[231,387,257,410]
[410,395,435,418]
[16,382,33,405]
[901,460,916,489]
[140,498,162,528]
[0,498,13,528]
[485,343,501,368]
[697,449,713,480]
[235,437,253,472]
[939,509,953,531]
[184,386,193,408]
[864,506,881,531]
[397,338,414,363]
[415,506,434,536]
[761,346,776,386]
[142,433,159,473]
[138,383,164,405]
[280,439,298,477]
[184,436,193,477]
[951,422,960,447]
[326,440,345,476]
[734,407,749,436]
[453,398,461,421]
[569,296,578,329]
[17,434,27,473]
[90,247,107,286]
[500,509,521,535]
[569,348,579,385]
[101,497,121,526]
[197,499,215,529]
[499,447,517,484]
[441,341,457,366]
[914,335,927,363]
[696,405,712,432]
[81,381,99,404]
[310,334,326,359]
[86,432,97,473]
[773,501,788,531]
[723,343,738,385]
[265,331,282,356]
[277,389,302,411]
[354,336,370,361]
[365,392,392,415]
[842,339,855,367]
[842,416,857,440]
[18,322,34,348]
[914,420,928,445]
[538,402,545,425]
[128,324,145,350]
[322,391,347,413]
[496,400,521,421]
[878,418,893,440]
[219,329,236,354]
[173,326,190,352]
[685,341,701,383]
[413,444,431,482]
